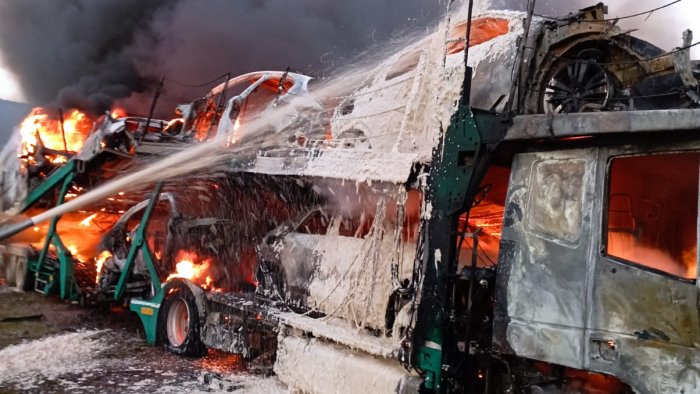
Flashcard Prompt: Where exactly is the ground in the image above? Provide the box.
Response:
[0,287,286,393]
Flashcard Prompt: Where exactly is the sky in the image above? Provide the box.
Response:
[0,0,699,104]
[0,52,24,102]
[608,0,700,57]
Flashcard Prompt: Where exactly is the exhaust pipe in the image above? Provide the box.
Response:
[0,218,37,241]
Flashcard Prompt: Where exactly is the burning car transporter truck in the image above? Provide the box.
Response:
[3,3,700,393]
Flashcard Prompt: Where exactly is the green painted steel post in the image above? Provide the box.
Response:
[114,182,163,301]
[411,107,507,391]
[111,182,167,344]
[129,242,165,345]
[54,233,78,300]
[130,199,167,344]
[34,170,76,299]
[412,107,482,390]
[22,160,76,213]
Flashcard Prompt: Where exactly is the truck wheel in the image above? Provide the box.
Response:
[159,282,206,357]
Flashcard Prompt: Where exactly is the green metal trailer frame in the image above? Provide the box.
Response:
[24,160,80,300]
[412,106,507,390]
[20,160,166,343]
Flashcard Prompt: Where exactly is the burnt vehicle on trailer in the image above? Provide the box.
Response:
[139,4,700,393]
[96,191,233,300]
[191,5,700,394]
[4,3,700,393]
[177,70,325,146]
[517,4,700,115]
[255,200,419,322]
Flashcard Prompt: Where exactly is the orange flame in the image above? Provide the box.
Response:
[166,251,220,291]
[79,213,98,227]
[95,250,112,284]
[110,107,127,119]
[608,236,696,279]
[19,107,93,164]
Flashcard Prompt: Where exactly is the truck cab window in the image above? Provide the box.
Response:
[606,153,699,279]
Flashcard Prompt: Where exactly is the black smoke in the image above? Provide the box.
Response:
[0,0,171,114]
[0,0,444,117]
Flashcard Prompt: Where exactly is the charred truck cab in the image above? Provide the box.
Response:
[412,106,700,393]
[492,111,700,393]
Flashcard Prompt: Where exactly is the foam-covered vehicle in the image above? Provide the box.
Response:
[96,191,236,356]
[256,195,422,333]
[97,192,232,296]
[177,70,325,147]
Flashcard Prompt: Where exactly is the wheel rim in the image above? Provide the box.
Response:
[166,298,190,347]
[543,56,613,114]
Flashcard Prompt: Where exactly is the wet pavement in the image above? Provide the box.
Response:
[0,289,285,393]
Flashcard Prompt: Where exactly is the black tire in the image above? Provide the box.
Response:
[158,281,206,357]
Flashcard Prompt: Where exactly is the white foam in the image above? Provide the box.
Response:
[0,330,108,389]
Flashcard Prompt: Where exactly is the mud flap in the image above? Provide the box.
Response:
[130,298,163,345]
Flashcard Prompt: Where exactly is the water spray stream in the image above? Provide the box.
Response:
[0,58,385,241]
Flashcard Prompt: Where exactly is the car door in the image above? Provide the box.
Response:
[277,208,331,305]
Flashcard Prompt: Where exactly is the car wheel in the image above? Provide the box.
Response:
[159,281,206,357]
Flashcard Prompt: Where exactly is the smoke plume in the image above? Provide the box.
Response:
[1,0,695,118]
[0,0,444,117]
[0,0,170,114]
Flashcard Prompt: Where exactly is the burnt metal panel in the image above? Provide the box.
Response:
[583,144,700,393]
[494,148,598,369]
[498,140,700,392]
[506,109,700,141]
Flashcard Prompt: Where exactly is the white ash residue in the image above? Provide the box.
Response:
[0,326,287,393]
[422,201,433,220]
[0,329,108,389]
[154,372,288,394]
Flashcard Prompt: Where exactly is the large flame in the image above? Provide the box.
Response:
[79,213,98,227]
[19,107,93,164]
[166,251,220,291]
[110,107,127,119]
[94,250,112,284]
[608,235,696,279]
[10,207,120,266]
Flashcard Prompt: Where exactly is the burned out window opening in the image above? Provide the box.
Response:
[384,50,422,81]
[237,84,278,125]
[605,152,699,280]
[458,165,511,268]
[446,17,510,55]
[145,201,172,263]
[295,208,331,235]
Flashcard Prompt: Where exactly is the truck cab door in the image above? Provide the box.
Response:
[587,149,700,393]
[495,148,598,369]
